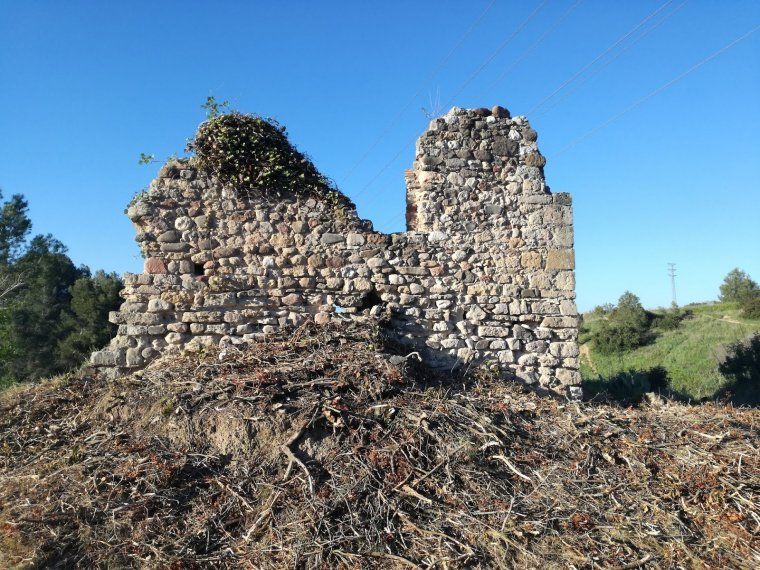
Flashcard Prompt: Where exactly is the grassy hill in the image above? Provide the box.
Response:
[580,301,760,402]
[1,322,757,568]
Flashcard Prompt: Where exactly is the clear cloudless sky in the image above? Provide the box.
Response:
[1,0,758,311]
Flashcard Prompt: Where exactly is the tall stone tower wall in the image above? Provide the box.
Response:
[92,106,580,396]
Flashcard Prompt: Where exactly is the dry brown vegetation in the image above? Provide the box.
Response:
[1,322,758,568]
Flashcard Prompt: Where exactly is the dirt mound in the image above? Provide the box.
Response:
[1,322,758,568]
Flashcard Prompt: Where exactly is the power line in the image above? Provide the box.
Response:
[487,0,585,93]
[551,23,760,157]
[527,0,675,116]
[340,0,497,185]
[380,22,759,232]
[358,1,677,207]
[534,0,691,119]
[441,0,550,110]
[353,140,415,204]
[353,0,549,205]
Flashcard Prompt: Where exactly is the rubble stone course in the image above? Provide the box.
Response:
[92,106,580,396]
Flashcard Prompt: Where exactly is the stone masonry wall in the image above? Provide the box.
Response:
[92,106,580,396]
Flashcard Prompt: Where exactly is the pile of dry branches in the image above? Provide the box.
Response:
[1,321,758,568]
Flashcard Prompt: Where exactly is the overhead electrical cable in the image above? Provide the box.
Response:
[354,0,549,204]
[534,0,691,119]
[551,23,760,157]
[527,0,675,116]
[340,0,497,185]
[487,0,585,92]
[440,0,550,110]
[380,19,759,232]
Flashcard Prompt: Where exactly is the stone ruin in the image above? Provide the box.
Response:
[92,106,580,397]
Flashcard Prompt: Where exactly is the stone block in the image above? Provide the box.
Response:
[182,311,223,323]
[144,257,167,274]
[165,332,186,345]
[321,233,345,245]
[161,242,190,253]
[556,368,581,386]
[91,350,118,366]
[281,293,302,306]
[125,348,144,367]
[465,306,486,321]
[148,298,174,312]
[346,233,365,246]
[157,230,180,243]
[520,251,542,269]
[541,316,578,328]
[549,342,579,358]
[477,325,510,337]
[546,249,575,270]
[175,216,194,231]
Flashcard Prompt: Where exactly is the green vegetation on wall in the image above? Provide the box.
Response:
[187,98,350,208]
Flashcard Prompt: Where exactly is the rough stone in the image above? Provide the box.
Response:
[281,293,302,306]
[144,257,168,274]
[90,350,118,366]
[546,249,575,270]
[491,105,510,118]
[147,299,173,312]
[157,230,180,243]
[346,233,365,246]
[321,233,345,245]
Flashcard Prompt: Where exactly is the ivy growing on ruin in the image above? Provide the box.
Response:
[188,111,351,208]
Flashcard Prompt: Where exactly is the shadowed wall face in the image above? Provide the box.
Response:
[93,106,580,396]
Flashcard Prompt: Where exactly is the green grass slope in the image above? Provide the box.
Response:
[581,301,760,402]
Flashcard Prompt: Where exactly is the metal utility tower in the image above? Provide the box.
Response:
[667,263,677,308]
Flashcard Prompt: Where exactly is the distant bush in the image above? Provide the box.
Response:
[614,292,647,324]
[578,324,593,345]
[0,191,123,386]
[593,321,647,354]
[591,291,650,354]
[590,303,614,318]
[719,268,758,304]
[652,307,690,331]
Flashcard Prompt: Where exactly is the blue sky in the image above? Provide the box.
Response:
[1,0,758,311]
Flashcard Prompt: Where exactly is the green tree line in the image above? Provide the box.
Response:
[0,191,122,387]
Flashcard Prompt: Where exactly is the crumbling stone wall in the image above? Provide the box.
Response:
[92,106,580,396]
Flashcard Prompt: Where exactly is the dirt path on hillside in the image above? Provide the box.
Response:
[705,314,745,326]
